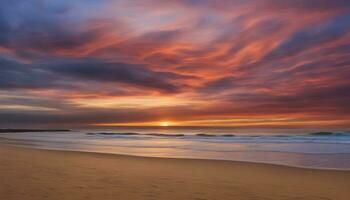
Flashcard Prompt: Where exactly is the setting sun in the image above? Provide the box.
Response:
[160,121,170,127]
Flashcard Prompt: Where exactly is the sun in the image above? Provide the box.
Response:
[160,121,170,127]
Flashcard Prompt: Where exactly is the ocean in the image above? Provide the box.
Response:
[1,127,350,170]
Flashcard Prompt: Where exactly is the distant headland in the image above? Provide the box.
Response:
[0,129,71,133]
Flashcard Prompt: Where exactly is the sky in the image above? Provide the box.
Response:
[0,0,350,128]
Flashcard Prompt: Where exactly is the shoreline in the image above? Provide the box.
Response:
[1,138,350,171]
[0,142,350,172]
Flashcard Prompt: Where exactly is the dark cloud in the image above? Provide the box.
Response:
[0,56,57,89]
[265,0,350,11]
[199,77,237,93]
[230,83,350,115]
[0,56,194,93]
[0,0,110,58]
[267,14,350,59]
[140,30,184,42]
[49,59,192,93]
[0,108,163,127]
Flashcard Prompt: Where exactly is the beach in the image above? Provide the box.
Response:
[1,145,349,200]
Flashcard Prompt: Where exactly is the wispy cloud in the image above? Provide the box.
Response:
[0,0,349,128]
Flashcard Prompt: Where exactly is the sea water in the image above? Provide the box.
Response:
[1,127,350,170]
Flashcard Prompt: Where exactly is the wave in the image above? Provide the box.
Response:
[87,132,237,138]
[87,132,185,137]
[87,132,139,136]
[195,133,235,137]
[87,131,350,138]
[308,132,350,136]
[85,131,350,145]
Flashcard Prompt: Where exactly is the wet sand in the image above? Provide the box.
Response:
[1,145,349,200]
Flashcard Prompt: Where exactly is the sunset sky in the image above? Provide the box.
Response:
[0,0,350,128]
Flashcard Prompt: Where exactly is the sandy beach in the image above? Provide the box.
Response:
[1,145,349,200]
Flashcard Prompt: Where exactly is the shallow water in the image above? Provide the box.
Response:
[1,127,350,170]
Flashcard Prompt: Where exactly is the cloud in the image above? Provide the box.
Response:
[0,56,196,93]
[0,0,124,59]
[0,56,56,89]
[49,59,194,93]
[264,0,350,11]
[266,14,350,59]
[1,0,350,128]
